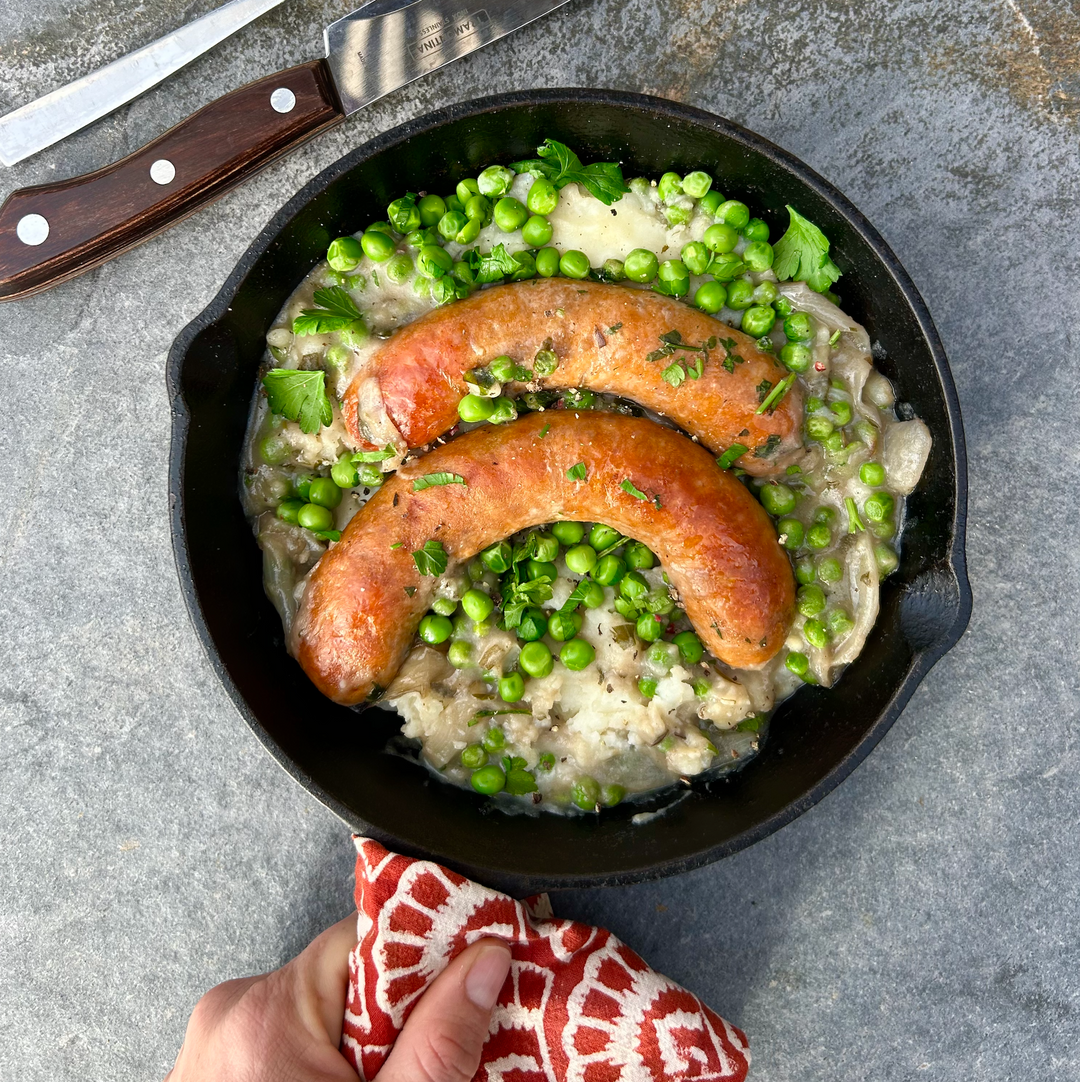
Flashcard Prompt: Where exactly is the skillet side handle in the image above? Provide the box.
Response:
[0,60,343,301]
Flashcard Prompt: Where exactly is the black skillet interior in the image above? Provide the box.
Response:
[168,89,971,896]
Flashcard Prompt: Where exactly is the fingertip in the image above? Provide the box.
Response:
[463,940,512,1011]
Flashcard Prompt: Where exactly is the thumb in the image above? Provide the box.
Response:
[374,938,511,1082]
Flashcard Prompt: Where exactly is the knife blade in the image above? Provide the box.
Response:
[0,0,573,300]
[0,0,289,168]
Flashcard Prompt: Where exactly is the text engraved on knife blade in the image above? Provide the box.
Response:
[408,10,489,60]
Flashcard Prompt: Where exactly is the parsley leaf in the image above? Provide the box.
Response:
[566,462,588,481]
[559,578,593,614]
[534,139,629,206]
[772,206,841,288]
[717,443,748,470]
[620,478,648,500]
[352,444,396,463]
[262,369,333,434]
[312,529,341,542]
[412,473,467,492]
[607,322,623,333]
[412,539,448,577]
[662,362,686,388]
[292,286,365,337]
[752,434,783,459]
[476,243,520,284]
[502,576,553,628]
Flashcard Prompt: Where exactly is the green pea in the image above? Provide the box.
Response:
[412,193,445,226]
[826,608,854,637]
[460,743,486,769]
[760,483,797,516]
[450,262,475,289]
[624,542,655,570]
[455,217,482,244]
[444,193,464,213]
[814,505,837,525]
[613,597,638,621]
[647,642,678,670]
[871,518,896,540]
[527,178,559,215]
[505,767,538,796]
[294,475,314,501]
[533,349,558,377]
[494,196,529,232]
[498,672,525,702]
[829,400,853,426]
[639,677,658,699]
[478,165,514,197]
[456,178,480,202]
[601,784,627,807]
[458,394,497,423]
[517,608,548,642]
[657,171,683,202]
[602,258,625,281]
[708,252,746,280]
[806,523,832,550]
[716,199,751,229]
[727,278,754,310]
[527,559,558,582]
[552,521,585,546]
[432,597,457,617]
[694,281,727,313]
[470,764,505,794]
[259,434,288,466]
[417,245,453,279]
[484,355,514,383]
[571,775,601,810]
[548,610,583,641]
[743,241,774,272]
[636,612,664,642]
[480,540,512,573]
[775,296,793,317]
[741,305,776,338]
[783,312,812,341]
[437,210,468,241]
[387,196,421,233]
[753,281,779,305]
[560,638,595,671]
[797,584,827,617]
[589,524,621,550]
[430,277,457,305]
[330,455,359,489]
[565,544,598,575]
[817,556,843,583]
[778,517,804,549]
[822,432,845,454]
[875,544,899,576]
[592,554,626,586]
[521,215,553,246]
[803,618,829,649]
[276,498,304,525]
[419,614,453,644]
[358,463,384,487]
[673,630,704,663]
[578,580,605,609]
[681,170,712,198]
[519,641,554,678]
[461,589,494,622]
[780,343,811,372]
[360,230,395,262]
[742,217,770,242]
[864,492,895,522]
[860,462,886,487]
[703,223,738,253]
[464,194,491,222]
[657,260,689,295]
[448,640,473,669]
[681,241,711,275]
[533,533,560,562]
[366,220,393,235]
[624,248,659,283]
[698,190,724,216]
[785,651,809,676]
[795,556,816,585]
[405,227,439,249]
[806,416,835,441]
[297,503,334,532]
[384,252,413,284]
[327,235,363,271]
[559,250,590,279]
[535,246,561,277]
[619,571,649,601]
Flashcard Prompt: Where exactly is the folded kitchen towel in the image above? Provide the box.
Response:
[342,836,750,1081]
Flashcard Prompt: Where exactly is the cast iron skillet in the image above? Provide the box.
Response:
[168,89,971,895]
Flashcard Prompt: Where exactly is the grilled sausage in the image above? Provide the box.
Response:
[341,279,801,475]
[293,412,794,706]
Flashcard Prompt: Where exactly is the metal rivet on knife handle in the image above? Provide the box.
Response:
[150,159,176,185]
[270,88,297,114]
[16,214,50,246]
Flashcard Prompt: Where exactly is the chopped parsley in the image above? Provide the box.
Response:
[292,286,365,337]
[412,472,467,491]
[646,329,717,365]
[620,478,648,500]
[719,337,746,374]
[607,322,623,333]
[755,379,774,404]
[261,368,332,434]
[566,462,588,481]
[662,362,686,388]
[476,243,520,284]
[412,539,448,577]
[752,433,783,458]
[403,586,416,597]
[756,373,798,415]
[736,715,764,733]
[510,138,630,205]
[312,529,340,543]
[353,444,396,463]
[559,578,593,614]
[717,443,748,470]
[502,576,553,628]
[773,206,841,289]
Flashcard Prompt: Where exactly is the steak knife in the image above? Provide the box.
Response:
[0,0,573,301]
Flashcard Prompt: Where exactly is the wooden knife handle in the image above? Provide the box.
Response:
[0,60,343,300]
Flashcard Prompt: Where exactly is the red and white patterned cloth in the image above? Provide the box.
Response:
[342,836,750,1081]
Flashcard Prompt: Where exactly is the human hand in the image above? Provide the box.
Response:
[165,914,511,1082]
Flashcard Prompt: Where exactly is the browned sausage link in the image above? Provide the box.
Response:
[293,412,795,706]
[341,279,802,476]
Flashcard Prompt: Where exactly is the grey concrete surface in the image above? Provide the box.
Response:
[1,0,1077,1078]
